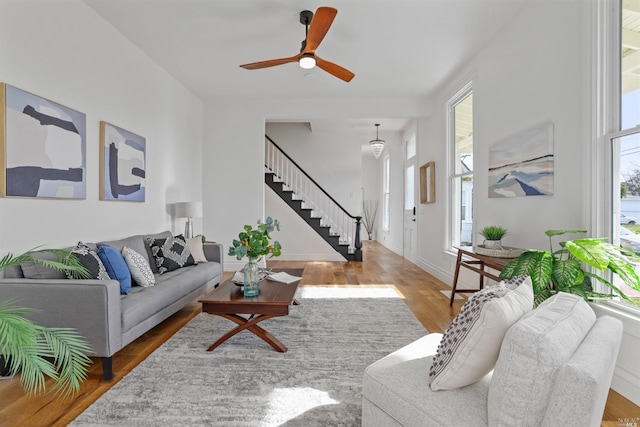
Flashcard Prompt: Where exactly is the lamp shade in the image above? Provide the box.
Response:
[174,202,202,218]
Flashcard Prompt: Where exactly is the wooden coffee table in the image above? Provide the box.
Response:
[198,272,301,352]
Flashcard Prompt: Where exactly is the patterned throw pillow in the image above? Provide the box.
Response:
[122,246,155,287]
[66,242,111,280]
[428,276,534,391]
[147,235,196,274]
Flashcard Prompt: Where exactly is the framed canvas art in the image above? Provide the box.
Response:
[100,121,146,202]
[420,161,435,204]
[0,83,86,198]
[488,122,554,198]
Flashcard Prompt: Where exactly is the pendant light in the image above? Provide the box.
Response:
[370,123,385,159]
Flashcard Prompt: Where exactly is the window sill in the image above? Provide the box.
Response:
[590,300,640,322]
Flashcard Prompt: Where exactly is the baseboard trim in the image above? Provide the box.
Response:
[414,257,450,285]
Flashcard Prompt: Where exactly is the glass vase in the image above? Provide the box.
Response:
[243,258,260,297]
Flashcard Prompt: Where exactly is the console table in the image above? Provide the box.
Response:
[450,246,513,306]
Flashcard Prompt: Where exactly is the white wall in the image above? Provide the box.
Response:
[265,185,344,261]
[361,152,381,240]
[265,122,362,214]
[415,0,588,285]
[0,0,203,254]
[202,96,429,270]
[264,122,364,261]
[376,136,405,255]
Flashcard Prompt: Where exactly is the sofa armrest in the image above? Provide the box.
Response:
[203,242,224,267]
[0,278,122,357]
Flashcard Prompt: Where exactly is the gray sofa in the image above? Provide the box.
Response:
[362,292,623,427]
[0,231,223,380]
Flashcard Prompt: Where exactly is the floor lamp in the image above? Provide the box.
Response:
[174,202,202,238]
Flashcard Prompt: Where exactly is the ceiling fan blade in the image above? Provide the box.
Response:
[315,56,355,82]
[240,54,300,70]
[304,7,337,53]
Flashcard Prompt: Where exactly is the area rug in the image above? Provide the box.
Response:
[71,287,428,427]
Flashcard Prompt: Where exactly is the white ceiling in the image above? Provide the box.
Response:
[83,0,528,132]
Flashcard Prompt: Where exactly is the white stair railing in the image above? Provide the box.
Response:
[265,136,361,257]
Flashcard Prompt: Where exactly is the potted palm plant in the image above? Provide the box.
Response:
[499,229,640,306]
[0,248,92,398]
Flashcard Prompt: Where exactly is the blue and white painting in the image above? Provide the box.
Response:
[100,122,146,202]
[2,84,86,198]
[488,123,554,198]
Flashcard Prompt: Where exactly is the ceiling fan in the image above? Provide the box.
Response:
[239,7,355,82]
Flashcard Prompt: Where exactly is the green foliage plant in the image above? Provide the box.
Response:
[499,229,640,307]
[228,217,282,261]
[479,225,508,241]
[0,248,92,398]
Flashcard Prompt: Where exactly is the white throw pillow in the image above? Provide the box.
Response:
[186,236,207,263]
[428,276,534,391]
[122,246,155,287]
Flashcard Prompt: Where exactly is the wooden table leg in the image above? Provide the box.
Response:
[206,313,287,352]
[450,250,464,306]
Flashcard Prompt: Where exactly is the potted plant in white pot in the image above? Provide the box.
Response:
[479,225,508,248]
[0,248,91,398]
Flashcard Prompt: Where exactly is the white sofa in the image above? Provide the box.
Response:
[362,292,623,427]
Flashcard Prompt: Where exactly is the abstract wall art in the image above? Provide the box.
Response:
[0,83,86,198]
[100,121,146,202]
[488,122,554,198]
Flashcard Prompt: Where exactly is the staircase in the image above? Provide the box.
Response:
[265,136,362,262]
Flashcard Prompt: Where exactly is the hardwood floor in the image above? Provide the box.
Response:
[0,241,638,426]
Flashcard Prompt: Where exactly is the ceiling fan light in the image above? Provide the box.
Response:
[370,123,385,159]
[299,55,316,69]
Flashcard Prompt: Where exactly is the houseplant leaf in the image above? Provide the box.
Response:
[563,239,610,270]
[544,230,588,237]
[551,258,584,291]
[584,272,640,306]
[499,251,553,294]
[0,248,91,397]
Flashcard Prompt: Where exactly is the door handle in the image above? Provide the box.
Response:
[412,206,416,215]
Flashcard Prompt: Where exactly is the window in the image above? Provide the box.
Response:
[383,155,390,231]
[448,84,474,248]
[405,132,417,211]
[406,133,416,160]
[608,0,640,307]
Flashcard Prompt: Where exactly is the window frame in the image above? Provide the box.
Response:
[598,0,640,313]
[447,81,474,250]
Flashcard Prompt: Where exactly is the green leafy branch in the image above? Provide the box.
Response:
[228,217,282,261]
[0,301,92,398]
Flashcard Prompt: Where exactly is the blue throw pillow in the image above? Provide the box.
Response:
[97,244,132,295]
